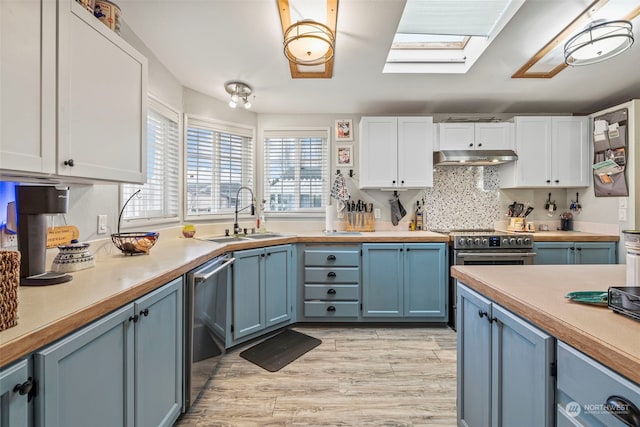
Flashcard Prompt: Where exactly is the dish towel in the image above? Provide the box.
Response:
[330,172,350,211]
[389,194,406,226]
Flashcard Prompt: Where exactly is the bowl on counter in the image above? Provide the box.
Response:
[51,242,96,272]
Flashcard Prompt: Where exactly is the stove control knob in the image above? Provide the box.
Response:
[459,238,466,246]
[474,238,481,246]
[524,237,532,245]
[482,238,488,246]
[509,238,516,245]
[467,238,473,245]
[502,238,509,246]
[516,238,523,245]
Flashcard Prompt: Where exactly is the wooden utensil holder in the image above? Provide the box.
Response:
[345,212,375,232]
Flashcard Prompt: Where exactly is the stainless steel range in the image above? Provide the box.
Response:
[445,230,536,330]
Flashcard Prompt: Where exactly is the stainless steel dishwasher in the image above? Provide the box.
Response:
[184,254,234,410]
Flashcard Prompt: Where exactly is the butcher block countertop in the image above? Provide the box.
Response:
[451,264,639,385]
[0,231,447,368]
[529,230,619,242]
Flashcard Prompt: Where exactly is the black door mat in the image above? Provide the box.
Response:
[240,329,322,372]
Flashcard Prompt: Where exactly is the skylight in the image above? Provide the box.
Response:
[385,0,525,74]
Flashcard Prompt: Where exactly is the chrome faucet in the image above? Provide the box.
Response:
[234,186,255,235]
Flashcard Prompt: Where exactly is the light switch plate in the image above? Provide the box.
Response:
[619,208,627,221]
[619,198,628,208]
[97,215,108,234]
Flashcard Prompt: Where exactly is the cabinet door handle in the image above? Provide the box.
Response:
[327,288,337,295]
[401,180,404,184]
[392,180,396,184]
[477,143,482,147]
[576,247,582,251]
[327,255,336,261]
[555,180,559,183]
[327,271,336,278]
[327,305,336,312]
[139,308,149,317]
[63,159,75,167]
[129,314,139,323]
[546,180,551,183]
[605,395,640,427]
[261,253,265,257]
[13,378,33,396]
[478,310,488,319]
[469,143,474,147]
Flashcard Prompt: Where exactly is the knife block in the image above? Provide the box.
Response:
[345,212,375,232]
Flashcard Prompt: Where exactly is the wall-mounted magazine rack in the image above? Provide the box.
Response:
[593,108,628,197]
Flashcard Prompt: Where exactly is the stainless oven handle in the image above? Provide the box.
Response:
[456,252,537,258]
[194,257,235,282]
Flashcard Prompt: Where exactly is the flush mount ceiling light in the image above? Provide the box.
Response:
[513,0,640,78]
[224,81,252,109]
[277,0,338,79]
[284,20,335,66]
[564,19,634,65]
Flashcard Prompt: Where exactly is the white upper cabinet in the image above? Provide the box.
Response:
[359,116,434,190]
[0,0,147,184]
[0,0,56,175]
[437,123,513,151]
[499,116,589,188]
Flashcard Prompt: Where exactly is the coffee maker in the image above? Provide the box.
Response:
[16,185,73,286]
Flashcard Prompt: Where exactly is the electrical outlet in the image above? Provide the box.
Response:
[1,229,18,248]
[619,208,627,222]
[97,214,108,235]
[619,198,628,209]
[374,208,381,219]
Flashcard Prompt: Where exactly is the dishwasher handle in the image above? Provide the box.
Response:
[194,257,235,282]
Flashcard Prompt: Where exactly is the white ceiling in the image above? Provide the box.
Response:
[117,0,640,115]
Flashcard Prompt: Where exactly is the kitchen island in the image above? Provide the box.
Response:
[451,264,639,384]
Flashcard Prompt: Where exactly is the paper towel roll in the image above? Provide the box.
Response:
[325,205,336,232]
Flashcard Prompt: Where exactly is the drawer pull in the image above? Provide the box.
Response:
[327,288,337,295]
[327,255,336,261]
[327,272,337,278]
[327,306,336,312]
[605,395,640,427]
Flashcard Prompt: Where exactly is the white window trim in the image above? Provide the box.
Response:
[184,114,256,221]
[120,94,182,230]
[262,126,330,218]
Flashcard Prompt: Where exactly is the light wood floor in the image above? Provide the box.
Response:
[176,326,457,426]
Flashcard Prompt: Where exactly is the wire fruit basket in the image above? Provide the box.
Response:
[111,232,159,255]
[111,190,159,255]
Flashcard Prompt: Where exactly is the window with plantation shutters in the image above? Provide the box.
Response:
[185,116,254,217]
[121,97,180,222]
[263,129,329,213]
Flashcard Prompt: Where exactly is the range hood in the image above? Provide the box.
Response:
[433,150,518,166]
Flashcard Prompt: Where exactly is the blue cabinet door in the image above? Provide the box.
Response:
[403,243,447,318]
[457,283,492,427]
[233,247,265,339]
[35,304,135,427]
[575,242,617,264]
[264,245,292,327]
[534,242,573,264]
[134,277,183,427]
[491,304,554,427]
[362,244,403,317]
[0,359,30,427]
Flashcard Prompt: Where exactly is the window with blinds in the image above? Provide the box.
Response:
[185,116,254,217]
[263,129,329,212]
[121,97,180,222]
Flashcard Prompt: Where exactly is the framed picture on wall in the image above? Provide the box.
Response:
[335,119,353,141]
[336,144,353,167]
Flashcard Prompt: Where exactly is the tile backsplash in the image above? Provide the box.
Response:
[424,166,501,230]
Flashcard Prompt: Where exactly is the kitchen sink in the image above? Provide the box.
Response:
[242,233,287,240]
[203,236,247,244]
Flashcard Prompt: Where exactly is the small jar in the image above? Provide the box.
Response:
[182,224,196,238]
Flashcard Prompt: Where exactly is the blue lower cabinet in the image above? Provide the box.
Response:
[233,245,293,342]
[534,242,617,265]
[0,358,31,427]
[457,283,555,427]
[362,243,447,320]
[34,278,183,427]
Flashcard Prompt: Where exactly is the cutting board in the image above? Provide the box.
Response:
[46,226,80,248]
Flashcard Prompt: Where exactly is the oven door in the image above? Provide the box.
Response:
[454,250,536,266]
[449,250,536,330]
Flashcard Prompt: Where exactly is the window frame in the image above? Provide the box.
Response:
[262,127,330,218]
[184,114,256,221]
[120,95,182,229]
